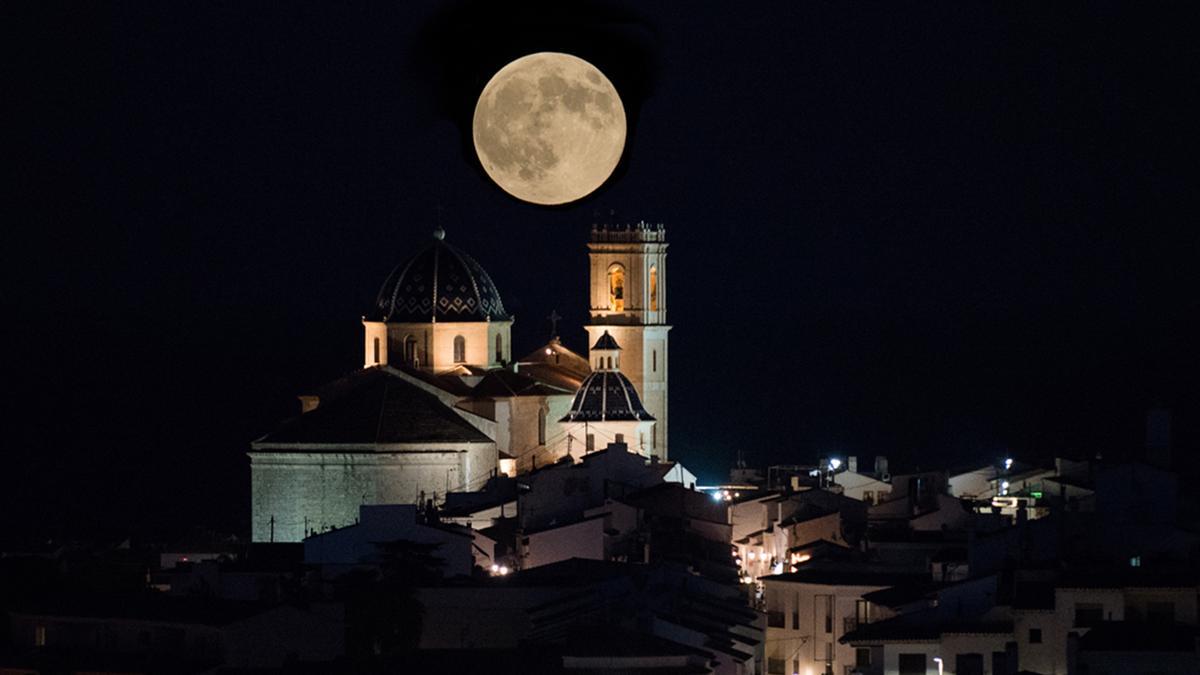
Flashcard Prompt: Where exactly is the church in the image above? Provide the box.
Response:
[249,221,672,542]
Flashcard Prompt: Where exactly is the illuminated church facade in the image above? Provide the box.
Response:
[249,222,671,542]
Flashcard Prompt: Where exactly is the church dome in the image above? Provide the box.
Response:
[560,371,655,423]
[369,229,510,323]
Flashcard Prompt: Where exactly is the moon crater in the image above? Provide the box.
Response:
[473,52,626,205]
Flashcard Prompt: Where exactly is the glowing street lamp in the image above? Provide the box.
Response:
[933,656,944,675]
[829,458,842,471]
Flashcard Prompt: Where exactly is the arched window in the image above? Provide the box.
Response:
[453,335,466,363]
[608,264,625,312]
[607,356,613,370]
[538,409,546,445]
[495,333,503,363]
[649,265,658,311]
[373,337,381,364]
[404,335,418,366]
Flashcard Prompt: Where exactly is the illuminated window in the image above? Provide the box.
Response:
[538,409,546,445]
[649,265,658,311]
[495,333,503,363]
[453,335,466,363]
[35,625,46,647]
[608,264,624,311]
[372,337,380,364]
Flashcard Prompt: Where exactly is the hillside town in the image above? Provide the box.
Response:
[4,416,1197,674]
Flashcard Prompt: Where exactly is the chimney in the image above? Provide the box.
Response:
[848,456,858,473]
[875,456,890,480]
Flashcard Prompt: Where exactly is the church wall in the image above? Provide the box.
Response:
[250,443,496,542]
[504,394,574,473]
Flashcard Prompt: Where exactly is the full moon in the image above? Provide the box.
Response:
[473,52,626,206]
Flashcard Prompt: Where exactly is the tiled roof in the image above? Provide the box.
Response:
[368,230,509,323]
[561,371,654,422]
[255,367,491,445]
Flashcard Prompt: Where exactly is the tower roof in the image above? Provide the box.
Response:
[369,229,510,323]
[591,331,621,351]
[560,371,654,423]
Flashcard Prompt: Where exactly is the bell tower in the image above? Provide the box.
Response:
[585,220,670,459]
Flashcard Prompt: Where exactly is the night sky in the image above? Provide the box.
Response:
[9,2,1198,541]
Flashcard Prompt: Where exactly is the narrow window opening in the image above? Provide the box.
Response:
[607,356,613,369]
[404,335,418,366]
[649,265,658,311]
[652,350,657,372]
[586,434,595,453]
[615,433,624,444]
[373,337,381,364]
[453,335,466,363]
[495,333,503,363]
[538,409,546,445]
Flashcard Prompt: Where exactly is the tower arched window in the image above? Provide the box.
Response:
[608,264,625,312]
[453,335,466,363]
[495,333,503,363]
[649,265,658,311]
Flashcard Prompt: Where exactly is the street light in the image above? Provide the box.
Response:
[933,656,944,675]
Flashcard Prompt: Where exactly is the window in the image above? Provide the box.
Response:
[1130,555,1142,567]
[766,657,786,674]
[495,333,503,363]
[992,651,1008,675]
[607,356,613,370]
[649,265,658,311]
[34,625,46,647]
[863,490,874,505]
[615,433,624,444]
[1029,628,1042,643]
[453,335,466,363]
[586,434,595,453]
[898,653,926,675]
[652,349,657,372]
[404,335,418,366]
[608,264,625,311]
[372,337,380,364]
[818,594,833,633]
[767,611,785,628]
[538,409,546,445]
[856,648,871,667]
[1074,604,1104,628]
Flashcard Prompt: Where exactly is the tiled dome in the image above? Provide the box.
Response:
[560,371,655,423]
[370,229,509,323]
